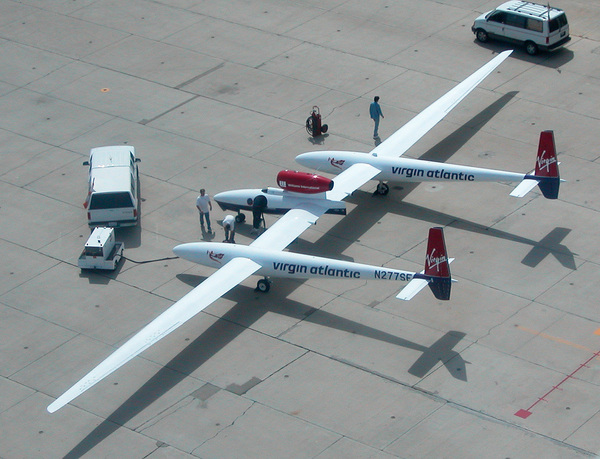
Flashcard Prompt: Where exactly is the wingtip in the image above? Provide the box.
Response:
[47,402,60,414]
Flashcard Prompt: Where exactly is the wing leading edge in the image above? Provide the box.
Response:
[47,257,261,413]
[371,50,512,159]
[49,197,344,413]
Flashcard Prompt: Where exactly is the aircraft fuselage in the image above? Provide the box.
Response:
[295,151,527,183]
[214,187,346,215]
[174,242,414,282]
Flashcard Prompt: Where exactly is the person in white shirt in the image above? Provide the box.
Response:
[222,214,236,243]
[196,188,213,233]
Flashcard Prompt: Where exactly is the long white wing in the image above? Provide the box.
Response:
[326,163,382,201]
[47,257,261,413]
[49,197,344,412]
[250,207,323,251]
[371,50,512,159]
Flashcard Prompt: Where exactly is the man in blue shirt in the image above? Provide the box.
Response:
[369,96,384,138]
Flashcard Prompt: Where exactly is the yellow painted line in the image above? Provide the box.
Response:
[517,325,597,353]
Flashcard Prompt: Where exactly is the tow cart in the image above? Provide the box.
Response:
[78,227,124,270]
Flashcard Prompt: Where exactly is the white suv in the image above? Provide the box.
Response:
[472,1,570,55]
[84,146,141,227]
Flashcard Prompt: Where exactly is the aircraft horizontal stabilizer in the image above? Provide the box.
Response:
[397,277,430,301]
[510,177,539,198]
[397,228,454,301]
[511,131,561,199]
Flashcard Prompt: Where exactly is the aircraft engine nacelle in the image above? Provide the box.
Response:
[276,170,333,194]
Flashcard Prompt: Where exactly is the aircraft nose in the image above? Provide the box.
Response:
[213,190,228,201]
[214,190,237,211]
[173,243,197,262]
[295,152,314,167]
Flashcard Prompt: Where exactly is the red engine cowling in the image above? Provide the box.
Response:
[277,170,334,194]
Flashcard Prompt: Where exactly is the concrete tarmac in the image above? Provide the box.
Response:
[0,0,599,457]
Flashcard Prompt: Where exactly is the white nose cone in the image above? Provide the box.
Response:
[173,243,196,262]
[295,152,317,168]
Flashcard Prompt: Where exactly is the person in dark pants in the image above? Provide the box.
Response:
[251,195,267,235]
[369,96,384,139]
[196,188,213,233]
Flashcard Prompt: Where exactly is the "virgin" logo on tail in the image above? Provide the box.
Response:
[537,149,557,173]
[426,248,447,273]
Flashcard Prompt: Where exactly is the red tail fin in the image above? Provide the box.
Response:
[530,130,560,199]
[534,130,559,178]
[399,227,452,301]
[425,227,450,278]
[423,227,452,300]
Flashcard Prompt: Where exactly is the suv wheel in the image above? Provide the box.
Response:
[525,41,538,55]
[476,29,489,43]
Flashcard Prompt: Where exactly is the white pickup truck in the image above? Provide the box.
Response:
[78,227,124,270]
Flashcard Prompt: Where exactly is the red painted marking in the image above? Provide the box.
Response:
[515,349,600,419]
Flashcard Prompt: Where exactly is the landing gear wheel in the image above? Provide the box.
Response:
[376,182,390,195]
[235,213,246,223]
[256,279,270,293]
[475,29,489,43]
[525,41,538,56]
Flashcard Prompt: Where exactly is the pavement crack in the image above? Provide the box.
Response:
[191,401,255,454]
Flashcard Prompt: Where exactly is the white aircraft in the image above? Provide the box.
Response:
[214,50,560,222]
[46,51,515,414]
[295,129,560,198]
[48,222,451,414]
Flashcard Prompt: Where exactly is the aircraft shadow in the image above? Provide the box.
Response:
[341,194,577,270]
[63,92,519,456]
[63,277,466,458]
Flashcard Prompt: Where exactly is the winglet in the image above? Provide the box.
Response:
[397,227,453,301]
[510,130,561,199]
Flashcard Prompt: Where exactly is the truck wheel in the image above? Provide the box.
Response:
[525,41,538,55]
[476,29,489,43]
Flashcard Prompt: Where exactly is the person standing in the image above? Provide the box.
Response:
[369,96,384,139]
[222,214,236,243]
[196,188,213,233]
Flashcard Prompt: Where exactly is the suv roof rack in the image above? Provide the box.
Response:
[504,1,563,19]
